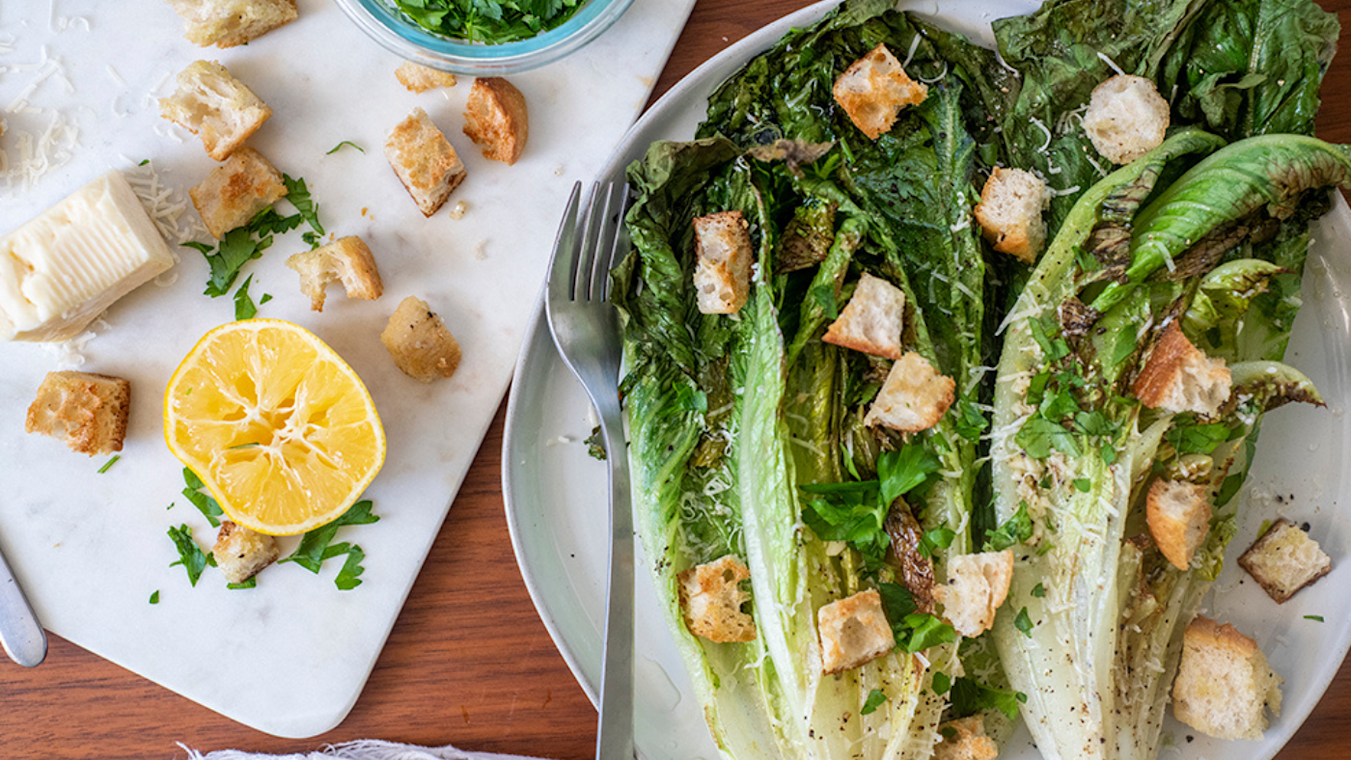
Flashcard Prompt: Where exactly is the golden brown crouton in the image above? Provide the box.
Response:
[1238,518,1332,603]
[211,520,280,584]
[832,43,927,140]
[677,554,756,643]
[189,146,288,239]
[1146,479,1213,570]
[286,236,383,312]
[937,550,1014,638]
[1083,74,1170,165]
[934,716,999,760]
[974,167,1051,264]
[1172,616,1282,740]
[817,588,894,674]
[25,371,130,456]
[384,107,467,217]
[159,60,272,161]
[693,210,753,315]
[864,351,955,432]
[822,273,906,360]
[381,296,462,382]
[463,77,528,165]
[167,0,298,48]
[395,61,458,92]
[1132,322,1231,416]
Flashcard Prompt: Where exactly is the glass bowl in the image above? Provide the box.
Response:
[334,0,637,76]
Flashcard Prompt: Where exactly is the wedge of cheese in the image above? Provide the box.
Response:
[0,170,175,342]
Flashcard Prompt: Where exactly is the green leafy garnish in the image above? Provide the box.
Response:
[149,590,160,604]
[1031,582,1046,598]
[879,582,956,653]
[233,274,260,320]
[327,140,365,154]
[1015,607,1034,636]
[860,688,888,715]
[985,502,1033,551]
[1305,615,1325,622]
[932,671,952,695]
[97,455,120,473]
[167,524,208,587]
[585,424,606,460]
[950,677,1025,721]
[181,467,223,527]
[280,500,379,589]
[389,0,586,45]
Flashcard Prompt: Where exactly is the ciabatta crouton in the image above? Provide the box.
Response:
[822,273,906,360]
[678,554,756,643]
[168,0,298,48]
[1132,322,1231,416]
[934,716,999,760]
[832,43,927,140]
[1146,478,1213,570]
[384,107,467,216]
[25,371,130,456]
[1082,74,1170,165]
[395,61,458,92]
[864,351,955,433]
[693,210,753,315]
[211,520,280,584]
[286,236,383,312]
[817,588,894,674]
[381,296,461,382]
[1238,518,1332,603]
[974,167,1051,264]
[189,146,287,239]
[936,550,1014,638]
[1172,616,1283,741]
[463,77,528,165]
[160,60,272,161]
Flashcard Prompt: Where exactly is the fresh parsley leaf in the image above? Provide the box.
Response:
[899,613,956,653]
[97,455,120,473]
[335,545,367,590]
[137,159,150,166]
[1073,478,1091,493]
[1031,582,1046,598]
[283,174,325,238]
[953,398,988,441]
[1305,615,1325,622]
[149,590,160,604]
[259,293,273,305]
[1166,413,1234,455]
[167,524,208,587]
[233,274,259,320]
[879,445,941,506]
[950,677,1025,721]
[181,467,223,527]
[919,527,956,558]
[1016,415,1082,459]
[326,140,365,154]
[281,500,379,575]
[1015,607,1034,636]
[228,579,257,590]
[984,501,1033,551]
[932,671,952,695]
[1029,313,1070,362]
[861,688,888,715]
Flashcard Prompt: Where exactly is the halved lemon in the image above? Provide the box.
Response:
[164,319,386,536]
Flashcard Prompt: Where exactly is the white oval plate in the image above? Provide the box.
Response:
[502,1,1351,757]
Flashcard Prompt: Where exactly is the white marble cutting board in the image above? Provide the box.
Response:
[0,0,694,739]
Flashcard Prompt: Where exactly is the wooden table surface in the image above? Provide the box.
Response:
[5,1,1351,758]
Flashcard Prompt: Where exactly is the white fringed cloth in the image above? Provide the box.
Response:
[178,740,553,760]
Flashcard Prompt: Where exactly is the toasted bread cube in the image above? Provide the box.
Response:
[1132,322,1231,416]
[395,61,457,92]
[818,588,894,674]
[974,167,1051,264]
[822,273,906,360]
[381,296,461,382]
[678,554,756,643]
[1146,479,1213,570]
[1238,518,1332,603]
[160,60,272,161]
[167,0,298,49]
[1083,74,1170,165]
[864,351,955,432]
[211,520,280,584]
[25,371,130,456]
[934,716,999,760]
[286,236,383,312]
[189,146,287,239]
[936,550,1014,638]
[832,43,927,140]
[693,210,753,315]
[463,77,528,165]
[1172,616,1282,740]
[385,107,466,217]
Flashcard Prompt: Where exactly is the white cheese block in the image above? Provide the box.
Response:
[0,170,175,342]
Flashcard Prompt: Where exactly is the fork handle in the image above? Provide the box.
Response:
[595,405,635,760]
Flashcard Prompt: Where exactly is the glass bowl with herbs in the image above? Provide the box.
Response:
[335,0,636,75]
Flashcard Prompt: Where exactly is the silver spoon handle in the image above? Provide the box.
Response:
[0,544,46,667]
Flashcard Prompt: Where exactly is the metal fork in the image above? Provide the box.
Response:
[545,181,634,760]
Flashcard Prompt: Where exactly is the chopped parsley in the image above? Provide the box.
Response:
[1031,582,1046,598]
[97,455,120,473]
[326,140,365,154]
[181,467,224,527]
[950,676,1026,721]
[167,524,209,587]
[861,688,888,715]
[879,582,956,653]
[280,500,379,590]
[149,590,160,604]
[1305,615,1325,622]
[233,274,260,320]
[1015,607,1035,636]
[984,501,1033,551]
